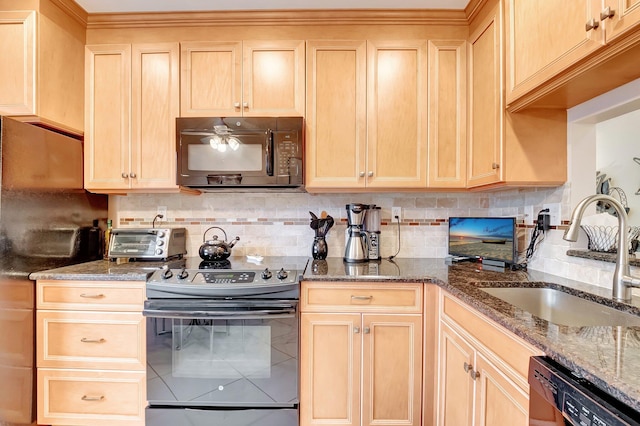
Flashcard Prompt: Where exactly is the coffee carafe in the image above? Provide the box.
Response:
[344,203,370,263]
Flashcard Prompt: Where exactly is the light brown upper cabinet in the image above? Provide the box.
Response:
[305,40,428,191]
[84,43,180,193]
[468,0,567,189]
[505,0,604,106]
[505,0,640,111]
[467,5,503,187]
[427,40,467,189]
[180,40,305,117]
[0,4,85,134]
[603,0,640,41]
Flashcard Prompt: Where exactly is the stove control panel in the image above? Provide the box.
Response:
[195,271,255,284]
[148,266,299,286]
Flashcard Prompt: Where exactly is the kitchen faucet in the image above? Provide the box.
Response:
[563,194,640,302]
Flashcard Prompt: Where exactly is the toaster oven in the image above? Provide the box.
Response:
[108,228,187,260]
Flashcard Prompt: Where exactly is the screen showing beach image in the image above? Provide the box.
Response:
[448,217,516,263]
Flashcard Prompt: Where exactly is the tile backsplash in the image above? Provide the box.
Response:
[111,184,637,292]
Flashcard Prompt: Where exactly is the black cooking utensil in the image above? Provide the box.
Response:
[309,212,320,232]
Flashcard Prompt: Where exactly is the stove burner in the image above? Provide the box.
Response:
[198,259,231,269]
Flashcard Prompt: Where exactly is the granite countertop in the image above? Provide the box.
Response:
[28,258,169,281]
[303,257,640,413]
[30,255,640,413]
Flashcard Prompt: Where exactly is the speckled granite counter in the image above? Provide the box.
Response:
[29,256,640,413]
[568,249,640,267]
[28,259,166,281]
[303,257,640,413]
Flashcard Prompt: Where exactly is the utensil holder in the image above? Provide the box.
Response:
[312,236,328,260]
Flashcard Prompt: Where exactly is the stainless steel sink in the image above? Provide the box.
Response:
[480,287,640,327]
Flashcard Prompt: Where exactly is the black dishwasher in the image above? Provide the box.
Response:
[529,356,640,426]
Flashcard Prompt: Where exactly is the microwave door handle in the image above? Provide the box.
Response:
[266,129,274,176]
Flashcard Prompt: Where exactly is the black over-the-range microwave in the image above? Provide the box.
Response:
[176,117,304,190]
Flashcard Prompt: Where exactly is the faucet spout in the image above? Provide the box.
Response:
[563,194,635,302]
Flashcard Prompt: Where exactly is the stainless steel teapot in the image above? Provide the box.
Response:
[199,226,240,261]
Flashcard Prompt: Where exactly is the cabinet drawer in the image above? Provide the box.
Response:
[37,280,145,311]
[37,310,145,370]
[441,292,542,382]
[37,368,145,426]
[301,282,423,313]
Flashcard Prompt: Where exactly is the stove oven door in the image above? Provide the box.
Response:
[143,299,299,426]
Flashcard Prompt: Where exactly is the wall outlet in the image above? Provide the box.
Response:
[543,203,561,227]
[391,207,402,222]
[524,206,534,226]
[157,206,167,219]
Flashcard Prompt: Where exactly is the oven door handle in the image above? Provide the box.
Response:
[143,307,296,320]
[265,129,274,176]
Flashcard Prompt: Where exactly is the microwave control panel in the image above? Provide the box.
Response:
[275,131,302,184]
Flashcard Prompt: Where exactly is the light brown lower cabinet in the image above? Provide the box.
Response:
[436,289,543,426]
[36,280,146,426]
[300,281,423,426]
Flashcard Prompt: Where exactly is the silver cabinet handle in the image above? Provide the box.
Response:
[81,395,105,401]
[351,295,373,301]
[470,369,480,380]
[243,102,249,108]
[491,162,500,169]
[234,102,241,108]
[359,171,365,177]
[80,293,105,299]
[130,172,137,178]
[364,327,370,334]
[368,171,374,177]
[600,6,615,20]
[81,338,106,343]
[354,326,360,334]
[121,172,128,178]
[464,362,472,373]
[585,18,600,31]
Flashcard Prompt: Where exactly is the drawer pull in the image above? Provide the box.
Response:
[81,395,105,401]
[81,338,106,343]
[464,362,472,373]
[80,293,105,299]
[354,326,360,334]
[351,295,373,301]
[364,327,370,334]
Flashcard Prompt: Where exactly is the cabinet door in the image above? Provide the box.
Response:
[474,352,529,426]
[467,4,502,187]
[131,43,179,190]
[427,40,467,188]
[305,40,367,190]
[243,40,305,117]
[603,0,640,41]
[0,11,35,116]
[180,41,242,116]
[84,44,132,190]
[366,40,428,188]
[362,314,422,426]
[437,323,474,426]
[300,313,361,426]
[505,0,604,104]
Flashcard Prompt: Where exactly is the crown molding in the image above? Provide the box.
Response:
[85,9,469,29]
[50,0,88,26]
